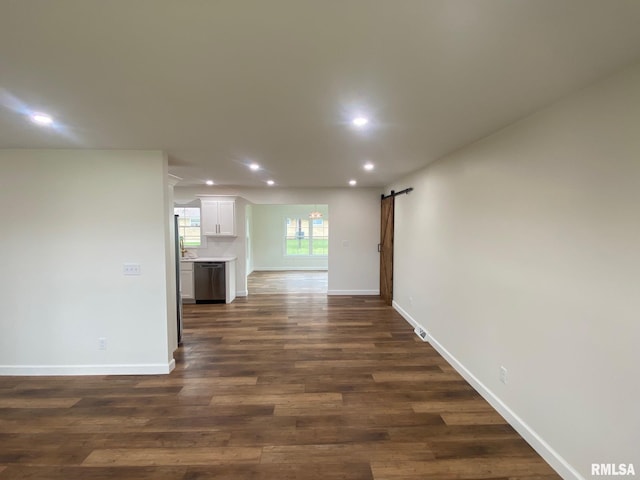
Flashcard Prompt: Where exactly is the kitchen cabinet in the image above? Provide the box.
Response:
[180,261,194,302]
[201,199,235,236]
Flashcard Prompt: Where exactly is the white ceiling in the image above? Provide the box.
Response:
[1,1,640,188]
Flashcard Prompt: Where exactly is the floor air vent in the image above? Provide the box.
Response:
[414,327,429,342]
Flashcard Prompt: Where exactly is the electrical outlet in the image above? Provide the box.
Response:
[123,263,141,275]
[409,296,413,305]
[499,366,508,384]
[98,337,107,350]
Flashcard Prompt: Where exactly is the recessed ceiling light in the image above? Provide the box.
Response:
[363,162,374,171]
[30,112,53,126]
[266,180,275,186]
[249,163,260,171]
[205,180,214,186]
[352,116,369,128]
[349,179,357,186]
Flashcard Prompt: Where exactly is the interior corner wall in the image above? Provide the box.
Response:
[390,62,640,479]
[245,204,254,276]
[0,149,174,375]
[165,172,179,356]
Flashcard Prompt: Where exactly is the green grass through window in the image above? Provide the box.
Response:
[286,238,328,256]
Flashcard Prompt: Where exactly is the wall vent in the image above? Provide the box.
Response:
[414,327,429,342]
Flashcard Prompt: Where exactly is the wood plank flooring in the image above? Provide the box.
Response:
[0,295,560,479]
[248,270,328,294]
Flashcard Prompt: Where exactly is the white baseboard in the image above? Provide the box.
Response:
[392,300,583,480]
[393,301,420,329]
[0,359,176,376]
[236,290,248,297]
[327,289,380,296]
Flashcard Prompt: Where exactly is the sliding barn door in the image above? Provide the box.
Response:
[379,195,394,305]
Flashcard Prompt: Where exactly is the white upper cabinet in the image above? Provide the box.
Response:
[201,199,236,236]
[216,201,235,236]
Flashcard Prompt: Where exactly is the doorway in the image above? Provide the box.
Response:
[380,188,412,305]
[247,204,329,294]
[380,195,394,305]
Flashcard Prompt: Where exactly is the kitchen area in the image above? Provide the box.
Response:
[174,193,334,311]
[175,194,243,309]
[179,257,237,304]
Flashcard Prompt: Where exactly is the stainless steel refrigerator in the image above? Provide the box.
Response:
[174,214,183,344]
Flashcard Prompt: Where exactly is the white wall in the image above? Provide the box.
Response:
[245,204,254,276]
[0,150,175,375]
[390,63,640,478]
[175,187,380,295]
[251,204,329,271]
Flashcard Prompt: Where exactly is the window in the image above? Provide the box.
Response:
[174,206,201,247]
[285,217,329,256]
[311,218,328,255]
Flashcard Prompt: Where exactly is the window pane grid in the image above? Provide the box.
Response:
[285,217,328,256]
[311,236,328,255]
[175,207,202,247]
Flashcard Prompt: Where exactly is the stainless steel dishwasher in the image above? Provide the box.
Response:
[194,262,226,303]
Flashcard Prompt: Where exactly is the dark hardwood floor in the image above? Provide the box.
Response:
[0,295,560,479]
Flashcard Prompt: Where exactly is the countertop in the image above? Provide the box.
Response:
[180,256,237,262]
